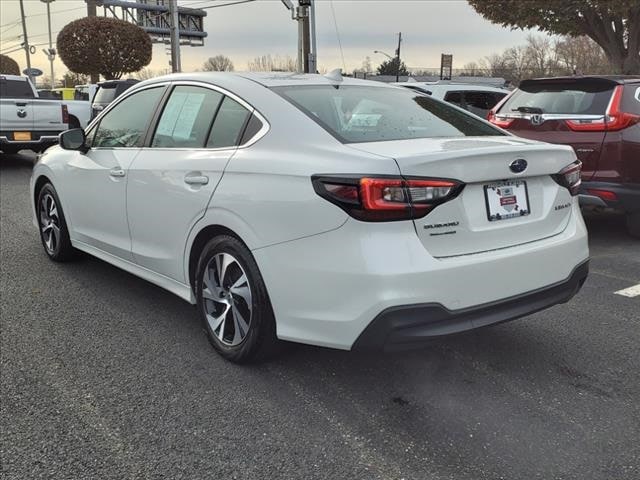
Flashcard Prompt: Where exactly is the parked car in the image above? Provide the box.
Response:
[0,75,68,154]
[488,76,640,237]
[394,81,509,118]
[31,72,589,362]
[91,79,138,119]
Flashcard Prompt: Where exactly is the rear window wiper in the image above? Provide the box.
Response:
[511,106,543,114]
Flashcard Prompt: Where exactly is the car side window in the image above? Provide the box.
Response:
[239,114,264,145]
[444,91,463,107]
[92,87,164,148]
[464,91,502,117]
[206,96,252,149]
[152,86,223,148]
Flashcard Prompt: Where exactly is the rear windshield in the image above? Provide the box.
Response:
[0,78,34,99]
[500,81,615,115]
[93,86,118,105]
[273,85,503,143]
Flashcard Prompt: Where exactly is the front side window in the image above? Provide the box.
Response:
[444,91,463,107]
[206,96,252,149]
[152,86,223,148]
[274,85,502,143]
[93,87,164,148]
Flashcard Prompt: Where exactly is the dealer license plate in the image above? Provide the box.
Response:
[484,180,530,221]
[13,131,31,141]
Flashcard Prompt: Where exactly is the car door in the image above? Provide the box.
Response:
[62,85,166,261]
[126,84,255,282]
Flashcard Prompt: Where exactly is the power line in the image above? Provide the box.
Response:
[329,0,346,72]
[199,0,257,9]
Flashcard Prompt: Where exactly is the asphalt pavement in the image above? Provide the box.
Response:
[1,152,639,480]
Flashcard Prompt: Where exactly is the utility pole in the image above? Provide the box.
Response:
[395,32,402,82]
[308,0,317,73]
[282,0,316,73]
[41,0,55,89]
[86,0,99,84]
[19,0,33,83]
[168,0,181,73]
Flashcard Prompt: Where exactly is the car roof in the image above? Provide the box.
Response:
[524,75,640,85]
[0,74,27,82]
[394,82,508,93]
[140,71,394,89]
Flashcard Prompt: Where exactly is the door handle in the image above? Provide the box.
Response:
[109,168,126,178]
[184,175,209,186]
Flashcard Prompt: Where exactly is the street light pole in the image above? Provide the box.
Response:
[41,0,55,89]
[373,50,393,61]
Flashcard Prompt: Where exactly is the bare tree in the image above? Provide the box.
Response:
[202,55,234,72]
[247,55,297,72]
[554,36,611,75]
[525,34,559,78]
[133,67,158,80]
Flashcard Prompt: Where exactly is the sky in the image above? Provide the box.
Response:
[0,0,539,79]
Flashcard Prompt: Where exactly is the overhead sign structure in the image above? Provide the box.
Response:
[440,54,453,80]
[92,0,207,46]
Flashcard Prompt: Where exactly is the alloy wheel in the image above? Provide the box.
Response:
[202,252,253,346]
[40,193,61,254]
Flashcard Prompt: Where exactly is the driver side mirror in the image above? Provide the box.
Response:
[59,128,88,153]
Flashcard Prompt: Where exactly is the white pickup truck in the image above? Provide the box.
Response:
[0,75,68,154]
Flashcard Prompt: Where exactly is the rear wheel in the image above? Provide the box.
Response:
[627,212,640,238]
[37,183,76,261]
[195,235,278,363]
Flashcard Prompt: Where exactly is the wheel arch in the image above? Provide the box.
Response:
[187,224,247,292]
[33,174,53,215]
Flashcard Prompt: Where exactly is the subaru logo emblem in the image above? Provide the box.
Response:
[530,114,544,126]
[509,159,528,173]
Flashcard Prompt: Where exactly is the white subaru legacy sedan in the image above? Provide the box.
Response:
[31,72,589,362]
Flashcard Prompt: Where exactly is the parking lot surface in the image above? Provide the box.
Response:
[2,152,639,480]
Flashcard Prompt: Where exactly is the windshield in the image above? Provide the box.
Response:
[273,85,503,143]
[500,81,615,115]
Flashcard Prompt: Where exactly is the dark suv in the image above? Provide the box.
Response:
[488,76,640,237]
[91,79,139,120]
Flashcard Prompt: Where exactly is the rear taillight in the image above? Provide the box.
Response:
[552,161,582,196]
[586,189,618,202]
[566,85,640,132]
[487,109,514,129]
[61,104,69,125]
[312,175,464,221]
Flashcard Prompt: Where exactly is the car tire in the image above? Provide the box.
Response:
[37,183,76,261]
[1,147,19,155]
[627,212,640,239]
[195,235,279,363]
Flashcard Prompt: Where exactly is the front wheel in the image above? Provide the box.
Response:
[37,183,76,261]
[195,235,278,363]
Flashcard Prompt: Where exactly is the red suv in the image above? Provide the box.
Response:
[488,76,640,237]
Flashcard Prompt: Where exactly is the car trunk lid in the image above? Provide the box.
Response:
[348,136,577,257]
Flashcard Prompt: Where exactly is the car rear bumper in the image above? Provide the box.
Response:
[0,131,62,152]
[352,260,588,351]
[579,182,640,213]
[253,202,589,350]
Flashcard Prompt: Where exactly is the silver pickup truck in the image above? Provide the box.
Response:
[0,75,68,154]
